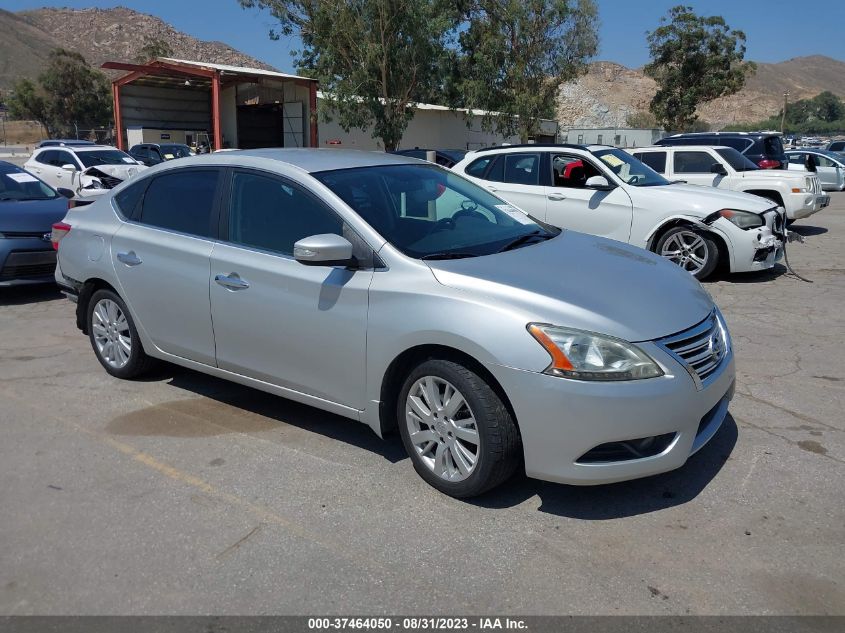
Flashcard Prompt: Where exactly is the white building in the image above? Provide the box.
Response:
[562,127,664,148]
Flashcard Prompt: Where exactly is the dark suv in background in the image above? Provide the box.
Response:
[656,132,787,169]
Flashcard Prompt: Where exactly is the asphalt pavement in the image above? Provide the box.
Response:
[0,195,843,615]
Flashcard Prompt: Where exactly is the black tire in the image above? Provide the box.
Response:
[396,358,521,498]
[87,288,157,379]
[654,226,720,280]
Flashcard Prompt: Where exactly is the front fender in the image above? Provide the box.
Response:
[643,215,738,272]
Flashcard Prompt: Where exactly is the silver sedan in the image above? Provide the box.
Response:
[53,149,735,497]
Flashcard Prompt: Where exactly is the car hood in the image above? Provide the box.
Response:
[426,230,714,343]
[739,168,806,180]
[0,196,68,233]
[634,183,773,214]
[82,164,146,179]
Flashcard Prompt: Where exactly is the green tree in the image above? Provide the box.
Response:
[38,49,112,137]
[644,5,755,132]
[809,91,844,123]
[455,0,598,142]
[136,37,175,63]
[239,0,456,150]
[625,110,658,128]
[7,77,51,135]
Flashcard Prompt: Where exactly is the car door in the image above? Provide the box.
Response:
[814,155,840,190]
[111,168,221,365]
[544,153,633,243]
[672,150,721,187]
[209,168,373,410]
[479,152,548,219]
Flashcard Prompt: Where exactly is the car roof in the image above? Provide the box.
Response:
[153,148,425,173]
[633,145,731,151]
[472,143,587,153]
[665,131,780,137]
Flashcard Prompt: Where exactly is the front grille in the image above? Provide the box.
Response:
[808,176,822,194]
[658,312,727,387]
[0,250,56,280]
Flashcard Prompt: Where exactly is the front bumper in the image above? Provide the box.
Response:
[487,338,735,485]
[723,209,785,273]
[787,193,829,220]
[0,240,57,287]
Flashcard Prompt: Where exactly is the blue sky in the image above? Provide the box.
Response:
[6,0,845,73]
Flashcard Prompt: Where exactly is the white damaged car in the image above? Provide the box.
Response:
[453,144,789,280]
[24,145,147,205]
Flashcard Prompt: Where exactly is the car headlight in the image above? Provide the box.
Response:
[715,209,764,229]
[527,324,664,381]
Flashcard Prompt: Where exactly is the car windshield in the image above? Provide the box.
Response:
[593,148,670,187]
[159,144,192,159]
[77,149,138,168]
[715,147,759,171]
[0,165,58,201]
[312,164,559,259]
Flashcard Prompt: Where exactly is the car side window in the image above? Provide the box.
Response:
[817,156,835,168]
[228,171,344,256]
[788,153,804,164]
[138,169,219,238]
[503,153,540,186]
[636,151,666,174]
[551,154,601,188]
[53,150,76,168]
[114,179,148,218]
[36,150,55,165]
[464,156,493,178]
[674,151,715,174]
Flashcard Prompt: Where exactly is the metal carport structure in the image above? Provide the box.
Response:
[102,57,319,151]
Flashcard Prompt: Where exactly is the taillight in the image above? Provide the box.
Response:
[51,222,71,251]
[758,159,781,169]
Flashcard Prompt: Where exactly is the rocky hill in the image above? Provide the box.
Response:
[0,6,276,89]
[558,56,845,130]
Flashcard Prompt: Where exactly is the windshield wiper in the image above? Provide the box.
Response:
[497,230,552,253]
[420,252,479,261]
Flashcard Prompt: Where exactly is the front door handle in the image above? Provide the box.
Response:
[116,251,142,266]
[487,186,498,192]
[215,273,250,290]
[547,193,567,201]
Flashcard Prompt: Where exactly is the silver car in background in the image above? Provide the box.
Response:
[54,150,735,497]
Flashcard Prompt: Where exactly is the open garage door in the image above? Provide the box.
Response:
[236,104,284,149]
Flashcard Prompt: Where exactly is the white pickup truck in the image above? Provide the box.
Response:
[629,145,829,221]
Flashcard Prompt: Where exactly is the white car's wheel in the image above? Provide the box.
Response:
[655,227,720,280]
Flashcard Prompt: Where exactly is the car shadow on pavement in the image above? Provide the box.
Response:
[789,224,828,237]
[159,366,408,463]
[470,414,738,519]
[707,264,788,284]
[0,284,63,306]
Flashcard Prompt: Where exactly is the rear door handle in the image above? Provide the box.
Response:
[547,193,567,201]
[215,273,250,290]
[116,251,142,266]
[487,186,498,192]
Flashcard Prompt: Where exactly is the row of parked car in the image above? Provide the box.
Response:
[0,130,832,497]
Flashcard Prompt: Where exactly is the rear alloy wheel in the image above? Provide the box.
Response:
[397,359,520,498]
[656,226,719,280]
[88,289,156,379]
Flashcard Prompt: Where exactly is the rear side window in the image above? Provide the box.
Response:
[36,150,55,165]
[763,136,784,156]
[787,153,805,164]
[503,153,540,185]
[674,151,714,173]
[138,169,219,237]
[830,141,845,151]
[636,151,666,173]
[113,179,148,218]
[723,138,752,152]
[228,171,343,256]
[464,156,493,178]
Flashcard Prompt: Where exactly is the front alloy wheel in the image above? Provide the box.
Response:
[656,227,719,280]
[405,376,480,482]
[397,359,521,498]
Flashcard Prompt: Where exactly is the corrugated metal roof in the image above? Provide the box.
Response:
[160,58,315,82]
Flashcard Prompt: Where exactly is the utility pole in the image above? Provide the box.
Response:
[781,92,789,135]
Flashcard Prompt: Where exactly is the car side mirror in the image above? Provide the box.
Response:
[710,163,727,175]
[294,234,356,267]
[61,164,77,172]
[585,175,614,191]
[56,187,75,199]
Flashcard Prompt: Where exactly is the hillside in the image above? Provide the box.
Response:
[558,56,845,130]
[0,6,276,89]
